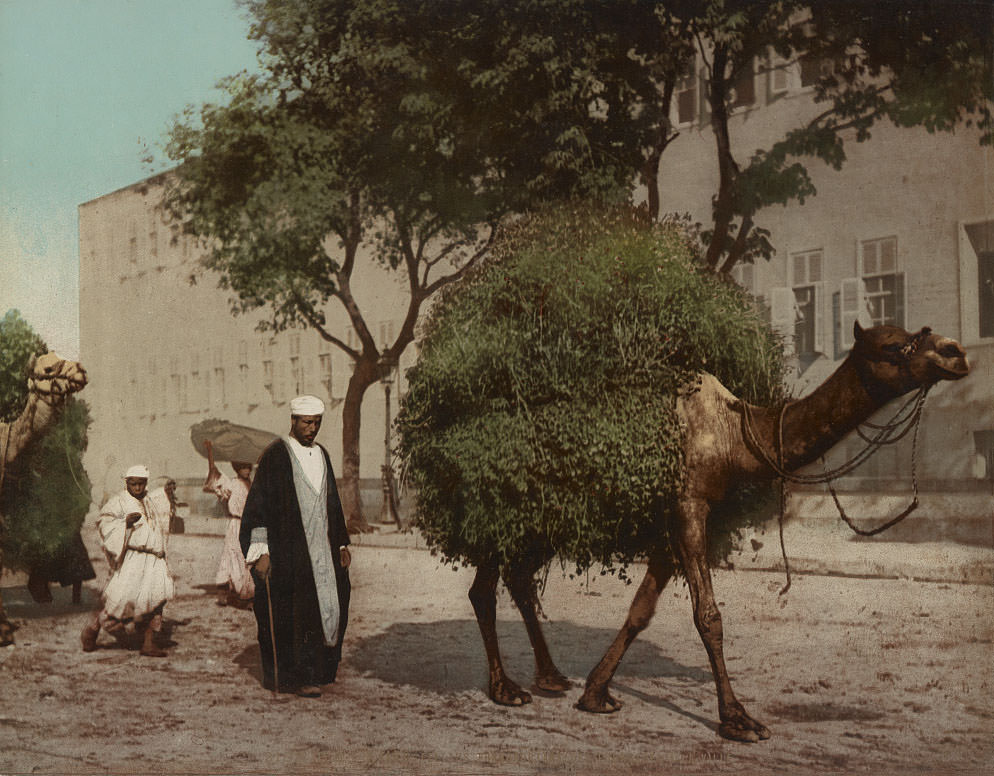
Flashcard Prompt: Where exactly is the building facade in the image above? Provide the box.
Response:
[79,175,415,511]
[653,51,993,502]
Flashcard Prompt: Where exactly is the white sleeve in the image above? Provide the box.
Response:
[245,542,269,564]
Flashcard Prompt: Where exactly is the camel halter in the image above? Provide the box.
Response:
[741,384,930,595]
[27,363,84,405]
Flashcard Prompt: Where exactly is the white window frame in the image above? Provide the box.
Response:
[857,235,905,331]
[789,248,827,356]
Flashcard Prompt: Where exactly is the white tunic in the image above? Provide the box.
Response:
[97,489,174,620]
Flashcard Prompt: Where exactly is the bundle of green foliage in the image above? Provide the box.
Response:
[396,203,786,579]
[0,310,92,571]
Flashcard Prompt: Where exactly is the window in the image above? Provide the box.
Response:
[979,249,994,338]
[263,360,274,398]
[290,356,303,395]
[238,340,249,385]
[791,249,825,356]
[962,220,994,340]
[731,261,755,295]
[729,61,756,109]
[128,221,138,264]
[214,368,226,406]
[768,53,790,94]
[378,320,396,348]
[148,211,158,260]
[859,237,904,328]
[676,68,698,125]
[319,353,333,397]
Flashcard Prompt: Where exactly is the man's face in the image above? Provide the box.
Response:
[126,478,148,499]
[290,414,322,446]
[233,463,253,479]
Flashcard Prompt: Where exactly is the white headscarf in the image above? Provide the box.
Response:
[290,394,325,416]
[123,464,150,479]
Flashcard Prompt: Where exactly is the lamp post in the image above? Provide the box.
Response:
[378,355,398,525]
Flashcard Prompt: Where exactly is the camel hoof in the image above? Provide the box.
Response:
[534,672,572,695]
[718,721,766,743]
[0,622,16,647]
[576,689,622,714]
[490,681,532,707]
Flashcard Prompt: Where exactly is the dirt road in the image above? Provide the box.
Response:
[0,531,991,775]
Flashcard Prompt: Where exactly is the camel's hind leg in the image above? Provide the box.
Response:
[503,558,571,694]
[672,497,770,743]
[469,558,531,706]
[576,553,674,713]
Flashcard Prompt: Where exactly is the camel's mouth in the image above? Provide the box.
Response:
[934,359,970,380]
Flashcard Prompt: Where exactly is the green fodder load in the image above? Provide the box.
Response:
[1,398,92,570]
[397,202,786,578]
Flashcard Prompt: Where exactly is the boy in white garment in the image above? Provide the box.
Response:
[81,465,174,656]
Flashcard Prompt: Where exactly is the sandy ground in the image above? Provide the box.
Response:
[0,524,992,776]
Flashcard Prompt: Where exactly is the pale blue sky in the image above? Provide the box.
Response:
[0,0,263,358]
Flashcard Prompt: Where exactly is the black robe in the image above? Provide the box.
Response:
[240,439,351,690]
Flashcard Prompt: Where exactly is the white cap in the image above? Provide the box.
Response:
[123,464,150,479]
[290,395,325,416]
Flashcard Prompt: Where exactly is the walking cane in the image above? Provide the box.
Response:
[264,573,279,698]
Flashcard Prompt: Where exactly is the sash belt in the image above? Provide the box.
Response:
[127,546,166,559]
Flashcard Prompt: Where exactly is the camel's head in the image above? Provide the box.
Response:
[27,352,88,401]
[851,322,969,396]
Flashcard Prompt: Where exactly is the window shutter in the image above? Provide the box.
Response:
[812,281,827,354]
[770,286,796,353]
[893,272,906,328]
[839,277,868,350]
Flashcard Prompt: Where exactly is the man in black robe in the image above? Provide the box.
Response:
[240,394,351,698]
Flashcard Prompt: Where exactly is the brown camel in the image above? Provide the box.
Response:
[0,351,88,644]
[468,322,969,743]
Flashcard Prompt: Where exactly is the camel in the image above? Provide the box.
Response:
[466,322,969,743]
[0,351,88,644]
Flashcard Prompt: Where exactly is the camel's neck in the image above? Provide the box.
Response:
[4,392,60,466]
[747,357,902,473]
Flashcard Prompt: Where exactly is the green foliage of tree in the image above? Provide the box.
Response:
[0,310,48,423]
[397,203,786,578]
[0,399,92,571]
[163,0,685,531]
[685,0,993,272]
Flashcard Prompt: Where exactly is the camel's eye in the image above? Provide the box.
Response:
[882,343,902,354]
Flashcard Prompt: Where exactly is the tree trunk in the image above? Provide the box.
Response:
[339,356,379,535]
[704,46,738,272]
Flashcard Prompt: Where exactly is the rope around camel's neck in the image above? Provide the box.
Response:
[741,371,930,596]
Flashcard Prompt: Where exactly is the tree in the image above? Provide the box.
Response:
[678,0,993,273]
[163,0,681,532]
[0,309,48,423]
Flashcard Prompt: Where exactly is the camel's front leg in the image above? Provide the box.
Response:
[504,560,571,694]
[673,498,770,743]
[468,558,531,706]
[577,554,674,713]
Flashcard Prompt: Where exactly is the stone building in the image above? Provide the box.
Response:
[78,174,414,517]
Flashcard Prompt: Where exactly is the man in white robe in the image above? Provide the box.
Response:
[80,465,174,657]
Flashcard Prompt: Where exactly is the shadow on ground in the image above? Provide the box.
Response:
[348,619,712,694]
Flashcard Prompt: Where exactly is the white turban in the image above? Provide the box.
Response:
[290,394,325,416]
[123,464,150,480]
